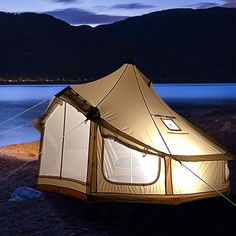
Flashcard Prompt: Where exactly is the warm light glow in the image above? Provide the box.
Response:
[225,162,230,182]
[162,118,180,131]
[172,161,201,193]
[172,160,224,194]
[103,139,159,184]
[166,134,205,155]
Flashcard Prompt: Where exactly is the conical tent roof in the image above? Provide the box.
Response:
[39,63,232,161]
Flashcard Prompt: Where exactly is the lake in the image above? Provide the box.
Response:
[0,83,235,146]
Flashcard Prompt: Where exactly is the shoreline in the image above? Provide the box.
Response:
[0,142,39,160]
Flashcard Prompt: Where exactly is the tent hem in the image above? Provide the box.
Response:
[37,183,230,205]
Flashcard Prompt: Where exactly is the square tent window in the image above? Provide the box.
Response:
[103,139,160,185]
[161,118,181,131]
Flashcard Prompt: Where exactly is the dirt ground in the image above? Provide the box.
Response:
[0,108,235,236]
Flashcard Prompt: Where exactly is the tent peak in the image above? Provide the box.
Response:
[126,59,135,66]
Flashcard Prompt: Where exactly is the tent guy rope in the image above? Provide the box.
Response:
[0,122,32,136]
[0,118,87,185]
[133,66,236,207]
[0,115,235,207]
[0,68,236,207]
[0,98,49,127]
[179,162,236,207]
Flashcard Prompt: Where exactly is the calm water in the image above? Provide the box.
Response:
[0,83,235,146]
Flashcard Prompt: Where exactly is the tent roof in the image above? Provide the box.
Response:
[38,63,232,161]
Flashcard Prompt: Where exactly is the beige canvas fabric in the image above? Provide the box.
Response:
[39,103,65,177]
[95,128,166,194]
[69,63,231,161]
[61,104,90,183]
[35,63,232,204]
[171,160,225,194]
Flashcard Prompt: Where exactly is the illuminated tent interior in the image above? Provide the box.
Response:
[34,63,232,204]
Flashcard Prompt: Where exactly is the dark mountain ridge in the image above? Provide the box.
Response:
[0,7,235,83]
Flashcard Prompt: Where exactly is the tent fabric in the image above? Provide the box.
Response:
[39,103,65,177]
[95,127,166,194]
[61,103,90,183]
[67,63,231,161]
[171,160,225,194]
[35,63,232,204]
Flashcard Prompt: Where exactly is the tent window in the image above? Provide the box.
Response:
[61,104,90,183]
[103,139,160,185]
[161,118,181,131]
[225,162,230,182]
[40,103,65,177]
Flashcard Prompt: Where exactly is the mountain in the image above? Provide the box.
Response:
[0,7,235,83]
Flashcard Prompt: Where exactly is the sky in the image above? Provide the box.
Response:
[0,0,235,25]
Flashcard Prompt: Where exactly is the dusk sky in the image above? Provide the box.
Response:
[0,0,235,25]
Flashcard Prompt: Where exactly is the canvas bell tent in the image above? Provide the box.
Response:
[34,63,232,204]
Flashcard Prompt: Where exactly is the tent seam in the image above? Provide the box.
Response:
[137,72,215,152]
[96,64,129,107]
[132,66,172,156]
[137,69,219,154]
[59,102,67,179]
[137,69,174,117]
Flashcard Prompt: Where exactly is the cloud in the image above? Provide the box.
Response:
[111,3,155,10]
[44,8,128,25]
[186,2,219,9]
[221,0,236,8]
[186,0,236,9]
[50,0,78,3]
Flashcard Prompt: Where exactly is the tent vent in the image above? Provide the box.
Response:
[86,107,100,122]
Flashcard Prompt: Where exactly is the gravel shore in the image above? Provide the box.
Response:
[0,108,235,235]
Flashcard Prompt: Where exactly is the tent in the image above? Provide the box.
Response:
[34,63,232,204]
